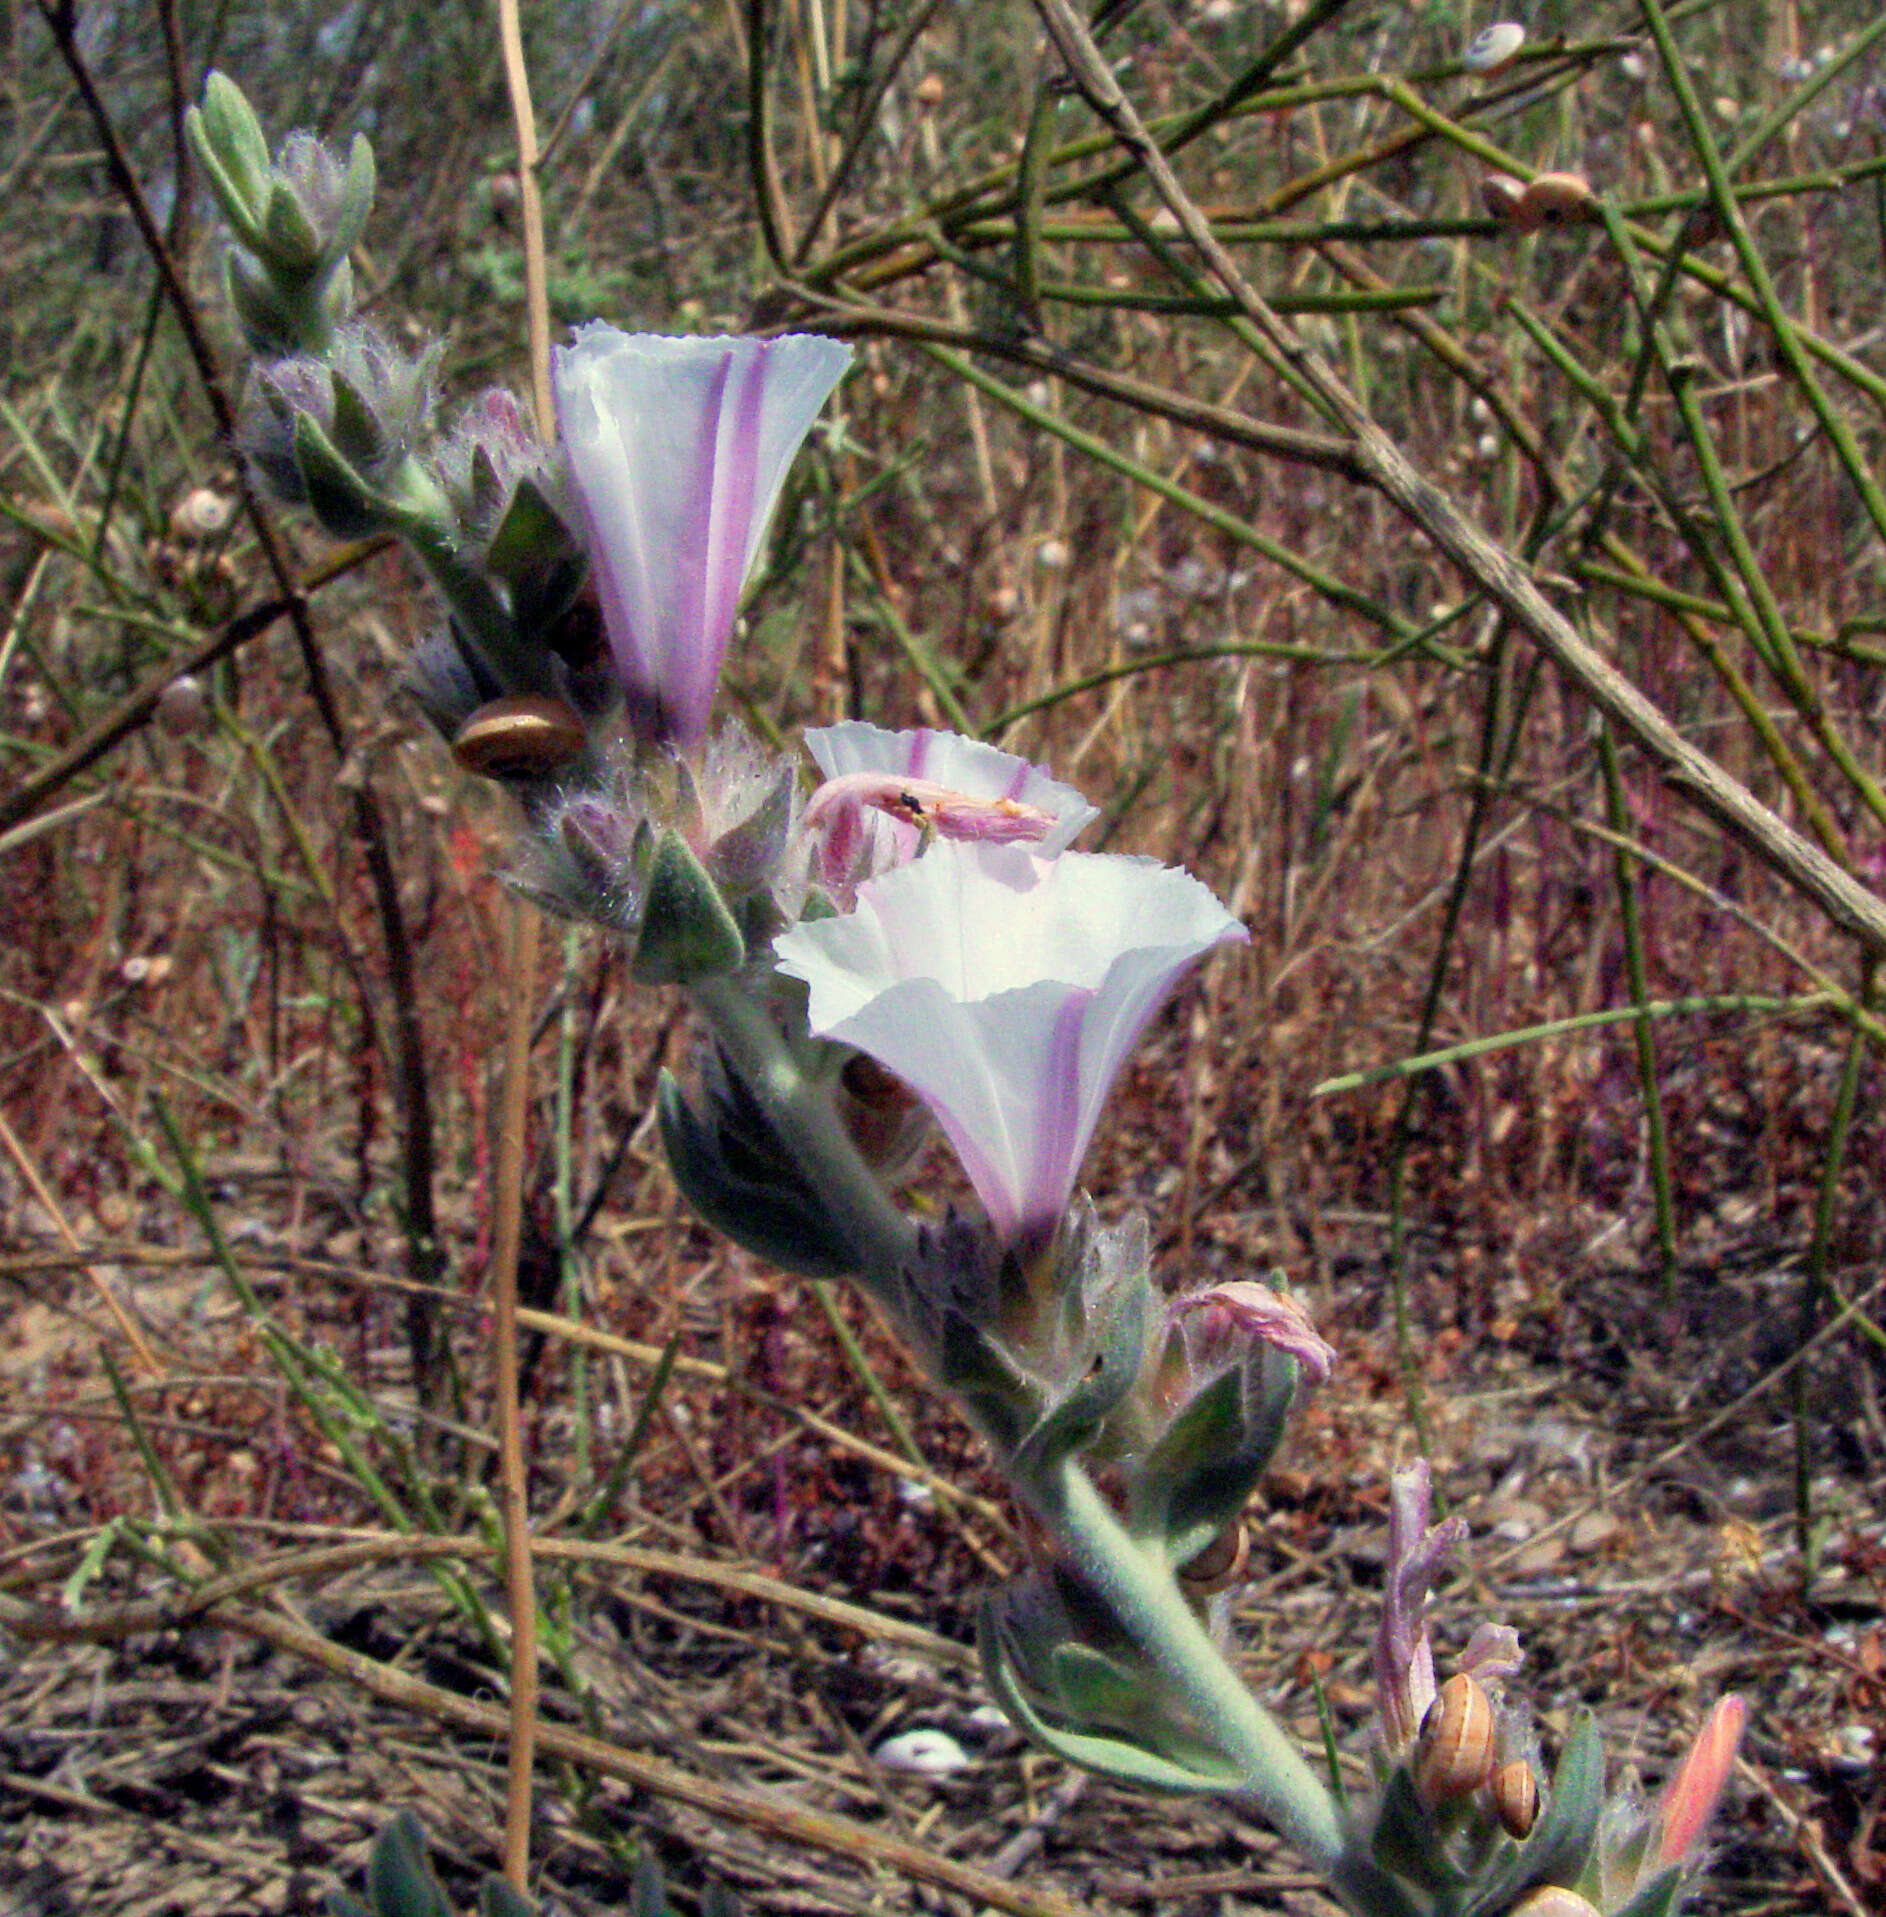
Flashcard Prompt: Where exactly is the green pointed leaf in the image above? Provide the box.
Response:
[328,132,378,268]
[706,761,795,898]
[935,1312,1036,1452]
[292,412,391,540]
[226,248,315,355]
[1047,1640,1148,1721]
[325,1894,375,1917]
[1010,1278,1146,1478]
[366,1812,455,1917]
[190,75,271,233]
[486,475,580,582]
[328,367,387,467]
[1468,1712,1606,1916]
[633,831,745,983]
[1369,1767,1468,1898]
[980,1605,1244,1794]
[1132,1347,1299,1564]
[262,178,324,275]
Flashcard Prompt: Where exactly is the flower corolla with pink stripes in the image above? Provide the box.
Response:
[553,326,851,751]
[772,838,1246,1246]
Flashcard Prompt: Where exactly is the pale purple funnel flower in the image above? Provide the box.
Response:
[802,722,1099,899]
[552,326,852,751]
[772,839,1246,1245]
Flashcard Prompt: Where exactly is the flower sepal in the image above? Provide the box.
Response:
[482,474,588,632]
[931,1310,1041,1457]
[632,830,746,984]
[1111,1278,1329,1566]
[1007,1274,1148,1481]
[1127,1351,1294,1568]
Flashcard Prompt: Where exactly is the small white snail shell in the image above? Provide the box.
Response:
[1414,1672,1496,1805]
[1464,23,1526,76]
[450,694,587,780]
[169,486,236,542]
[156,673,209,737]
[873,1728,971,1776]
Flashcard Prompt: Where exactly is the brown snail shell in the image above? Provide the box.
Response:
[1463,23,1526,76]
[451,694,587,780]
[1177,1522,1250,1595]
[1518,172,1597,229]
[1490,1757,1540,1838]
[1414,1672,1496,1805]
[156,673,209,737]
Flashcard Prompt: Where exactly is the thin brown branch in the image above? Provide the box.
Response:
[1028,0,1886,961]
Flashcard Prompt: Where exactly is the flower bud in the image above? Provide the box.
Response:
[187,73,375,352]
[1414,1673,1496,1806]
[238,328,444,538]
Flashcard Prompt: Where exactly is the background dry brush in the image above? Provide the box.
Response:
[1,1,1884,1912]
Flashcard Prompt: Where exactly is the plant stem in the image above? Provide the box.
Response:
[1038,1457,1344,1873]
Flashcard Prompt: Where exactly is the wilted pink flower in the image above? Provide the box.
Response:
[1373,1460,1470,1753]
[771,839,1245,1245]
[1170,1280,1336,1384]
[803,722,1097,899]
[553,327,851,751]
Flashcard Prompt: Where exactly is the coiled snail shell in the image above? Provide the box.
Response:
[451,695,587,780]
[1414,1672,1496,1805]
[1177,1522,1250,1595]
[1464,23,1526,76]
[1490,1757,1540,1837]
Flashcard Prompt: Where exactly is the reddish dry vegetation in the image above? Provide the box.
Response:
[4,3,1886,1913]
